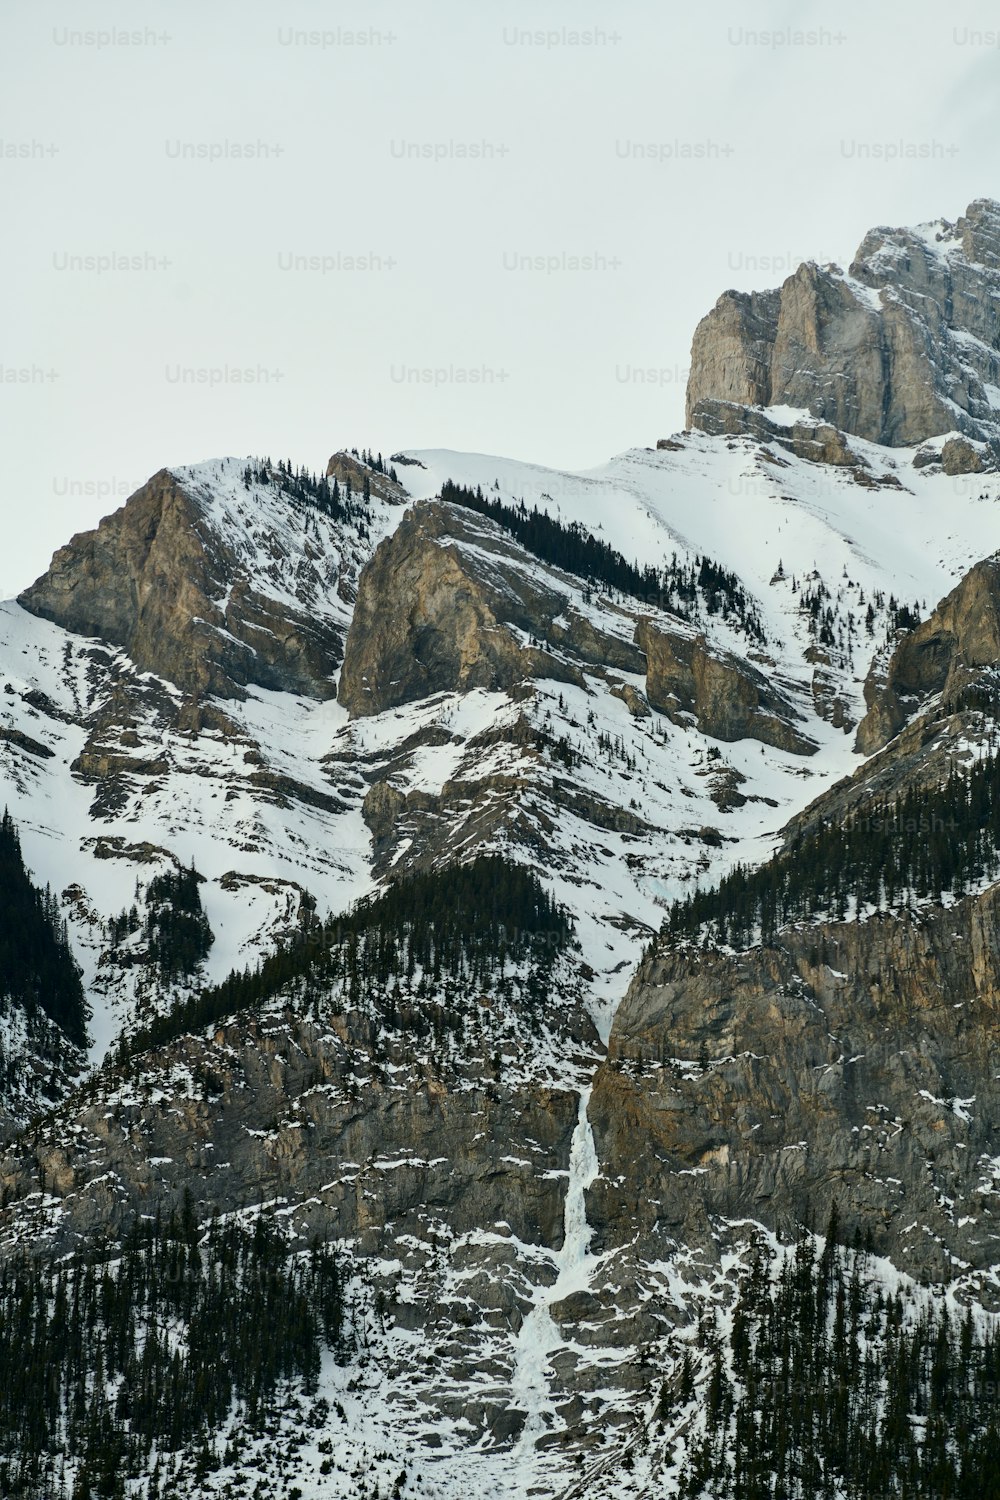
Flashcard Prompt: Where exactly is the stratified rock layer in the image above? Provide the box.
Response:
[591,882,1000,1283]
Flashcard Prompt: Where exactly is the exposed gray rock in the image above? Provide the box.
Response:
[19,467,349,700]
[635,618,815,755]
[338,502,644,718]
[609,681,651,718]
[941,436,987,475]
[0,1000,590,1262]
[687,198,1000,448]
[856,556,1000,753]
[590,881,1000,1285]
[691,399,865,468]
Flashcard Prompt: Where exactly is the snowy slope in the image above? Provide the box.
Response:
[400,428,1000,654]
[3,428,999,1075]
[3,427,1000,1496]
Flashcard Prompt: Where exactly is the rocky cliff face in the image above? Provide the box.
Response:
[0,947,603,1457]
[591,884,1000,1285]
[325,449,409,505]
[636,617,814,754]
[857,556,1000,752]
[338,500,817,760]
[1,984,591,1265]
[19,459,381,701]
[338,501,645,718]
[6,330,1000,1490]
[687,198,1000,448]
[690,399,868,468]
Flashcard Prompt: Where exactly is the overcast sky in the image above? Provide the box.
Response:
[2,0,998,595]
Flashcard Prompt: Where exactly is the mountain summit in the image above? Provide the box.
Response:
[5,207,1000,1497]
[687,196,1000,449]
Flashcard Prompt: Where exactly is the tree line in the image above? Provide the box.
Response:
[109,865,213,984]
[677,1213,1000,1499]
[347,446,399,483]
[240,457,371,525]
[0,1202,349,1500]
[440,480,767,643]
[664,751,1000,948]
[122,856,574,1060]
[0,808,87,1047]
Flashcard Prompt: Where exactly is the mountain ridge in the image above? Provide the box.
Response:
[5,200,1000,1496]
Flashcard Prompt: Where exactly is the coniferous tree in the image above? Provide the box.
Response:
[440,480,766,642]
[0,808,87,1045]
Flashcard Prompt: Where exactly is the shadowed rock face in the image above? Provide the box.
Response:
[18,468,347,700]
[856,557,1000,753]
[590,882,1000,1285]
[0,1004,584,1262]
[687,198,1000,448]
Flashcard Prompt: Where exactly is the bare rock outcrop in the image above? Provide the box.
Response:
[0,1004,586,1263]
[590,881,1000,1283]
[338,502,645,718]
[940,436,988,475]
[856,556,1000,753]
[19,467,348,700]
[326,449,409,504]
[687,198,1000,448]
[635,618,815,754]
[692,397,865,468]
[340,501,818,762]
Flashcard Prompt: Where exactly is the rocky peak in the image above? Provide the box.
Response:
[687,197,1000,448]
[18,458,376,701]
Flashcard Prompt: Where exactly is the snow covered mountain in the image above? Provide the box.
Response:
[4,428,995,1076]
[4,201,1000,1498]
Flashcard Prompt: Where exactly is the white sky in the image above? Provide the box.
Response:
[2,0,999,596]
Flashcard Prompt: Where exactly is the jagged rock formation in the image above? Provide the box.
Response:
[6,258,1000,1486]
[687,198,1000,448]
[0,996,591,1264]
[585,531,1000,1295]
[856,556,1000,753]
[0,947,603,1456]
[941,436,988,474]
[19,461,366,701]
[339,501,818,764]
